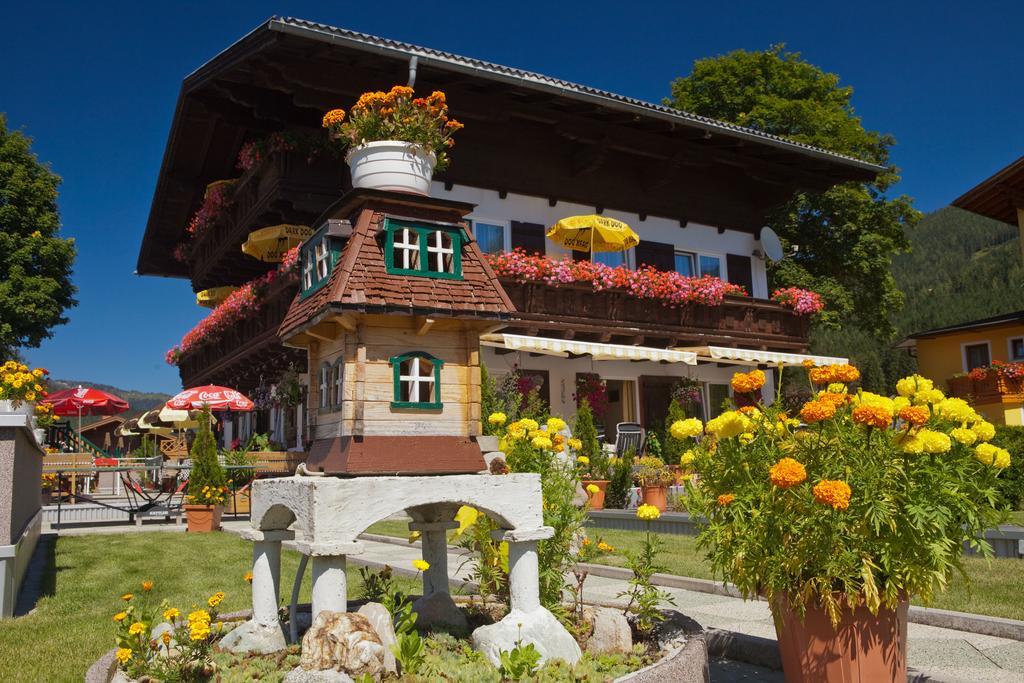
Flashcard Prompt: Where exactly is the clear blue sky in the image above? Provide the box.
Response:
[5,1,1023,394]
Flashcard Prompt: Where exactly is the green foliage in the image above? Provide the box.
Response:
[645,430,662,459]
[994,426,1024,510]
[668,45,919,342]
[357,565,395,604]
[480,364,500,436]
[605,448,637,509]
[498,636,542,680]
[573,398,606,477]
[0,115,77,359]
[662,400,689,465]
[187,409,227,505]
[453,512,509,603]
[617,530,675,634]
[389,597,425,675]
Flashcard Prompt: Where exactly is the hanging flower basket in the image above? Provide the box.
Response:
[345,140,436,195]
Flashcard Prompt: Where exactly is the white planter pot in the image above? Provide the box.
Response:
[0,400,32,417]
[346,141,436,195]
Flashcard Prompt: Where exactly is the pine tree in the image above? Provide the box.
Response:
[573,398,605,476]
[188,408,226,504]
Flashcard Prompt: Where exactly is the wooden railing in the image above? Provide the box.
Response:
[947,375,1024,405]
[189,149,346,290]
[498,279,810,349]
[177,275,306,391]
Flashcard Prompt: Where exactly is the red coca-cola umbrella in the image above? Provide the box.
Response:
[42,385,130,438]
[165,385,254,412]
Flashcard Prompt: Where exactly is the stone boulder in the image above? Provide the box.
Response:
[584,606,632,654]
[411,591,468,633]
[220,619,287,654]
[299,611,386,681]
[356,602,398,674]
[471,607,582,667]
[284,668,355,683]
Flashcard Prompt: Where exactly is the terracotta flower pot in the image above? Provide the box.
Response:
[582,479,610,510]
[184,504,223,533]
[772,594,907,683]
[640,485,668,511]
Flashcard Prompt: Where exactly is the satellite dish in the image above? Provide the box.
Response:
[759,226,785,261]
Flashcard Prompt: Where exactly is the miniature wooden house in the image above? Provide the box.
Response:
[278,189,514,475]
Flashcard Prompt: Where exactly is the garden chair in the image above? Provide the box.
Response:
[612,422,644,457]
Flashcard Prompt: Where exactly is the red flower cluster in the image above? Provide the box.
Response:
[771,287,825,316]
[485,249,747,306]
[165,247,300,365]
[185,180,235,241]
[969,360,1024,382]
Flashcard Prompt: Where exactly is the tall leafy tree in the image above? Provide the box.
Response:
[667,46,919,342]
[0,114,76,359]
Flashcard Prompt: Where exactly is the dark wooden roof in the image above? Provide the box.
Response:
[138,16,881,280]
[952,156,1024,225]
[905,309,1024,340]
[278,190,514,340]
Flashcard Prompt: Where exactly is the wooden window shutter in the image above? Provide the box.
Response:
[726,253,754,295]
[510,221,546,255]
[635,240,675,272]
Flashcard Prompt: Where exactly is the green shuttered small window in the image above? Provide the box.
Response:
[390,351,444,410]
[384,218,463,279]
[300,224,342,298]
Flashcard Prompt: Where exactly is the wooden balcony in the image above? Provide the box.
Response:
[177,276,306,391]
[497,279,810,350]
[189,149,346,291]
[947,375,1024,406]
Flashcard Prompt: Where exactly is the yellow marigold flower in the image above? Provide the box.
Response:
[531,436,553,450]
[519,418,539,432]
[896,374,933,397]
[115,648,132,665]
[32,368,42,377]
[680,450,695,465]
[899,433,924,454]
[893,396,910,412]
[121,593,133,602]
[577,455,590,465]
[812,480,852,510]
[950,427,977,446]
[187,609,210,625]
[507,424,527,440]
[769,457,807,488]
[24,391,35,401]
[935,398,976,423]
[487,412,507,426]
[207,591,225,608]
[918,429,952,454]
[854,391,894,412]
[141,580,153,592]
[739,432,755,444]
[413,559,430,572]
[826,383,847,394]
[128,622,145,636]
[706,411,752,438]
[408,530,421,544]
[897,405,929,426]
[161,631,172,646]
[717,493,736,506]
[567,438,582,450]
[913,388,945,406]
[802,359,816,368]
[636,504,661,521]
[852,404,892,429]
[113,611,127,622]
[586,484,599,494]
[597,541,614,552]
[730,369,766,394]
[189,623,210,641]
[972,421,996,442]
[800,400,835,424]
[546,417,567,432]
[976,443,1012,469]
[244,570,253,583]
[670,418,703,440]
[163,607,180,621]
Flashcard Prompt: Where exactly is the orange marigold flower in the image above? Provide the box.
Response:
[813,480,852,510]
[321,109,346,128]
[817,391,849,408]
[737,405,758,415]
[852,404,892,429]
[428,90,447,102]
[730,369,766,394]
[898,405,929,426]
[717,493,736,506]
[834,364,861,383]
[809,366,833,385]
[445,119,464,131]
[769,457,807,488]
[389,85,414,97]
[802,359,816,368]
[800,400,836,423]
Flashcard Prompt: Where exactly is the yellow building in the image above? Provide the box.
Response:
[902,311,1024,425]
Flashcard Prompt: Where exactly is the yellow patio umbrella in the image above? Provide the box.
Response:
[546,215,640,262]
[157,406,216,430]
[196,286,237,308]
[241,224,312,263]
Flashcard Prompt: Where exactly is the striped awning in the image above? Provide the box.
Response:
[481,333,697,364]
[678,345,848,367]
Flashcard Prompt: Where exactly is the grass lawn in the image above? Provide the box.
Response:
[1008,510,1024,526]
[0,532,417,683]
[368,520,1024,621]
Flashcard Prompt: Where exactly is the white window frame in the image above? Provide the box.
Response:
[333,360,345,406]
[318,363,331,409]
[1009,336,1024,362]
[961,340,992,373]
[675,250,727,280]
[314,240,330,281]
[393,227,420,270]
[467,217,510,254]
[400,356,435,404]
[426,230,455,273]
[674,251,697,277]
[302,251,315,289]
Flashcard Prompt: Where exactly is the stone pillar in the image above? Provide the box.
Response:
[408,520,458,597]
[491,527,553,614]
[297,541,364,620]
[223,528,294,654]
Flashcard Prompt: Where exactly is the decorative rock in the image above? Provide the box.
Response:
[299,611,385,680]
[357,602,398,674]
[284,667,355,683]
[219,619,287,654]
[471,607,582,667]
[585,606,632,654]
[572,481,588,507]
[654,609,702,651]
[411,591,468,633]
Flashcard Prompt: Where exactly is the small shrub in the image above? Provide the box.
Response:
[994,425,1024,510]
[605,448,637,509]
[498,635,542,680]
[187,409,228,506]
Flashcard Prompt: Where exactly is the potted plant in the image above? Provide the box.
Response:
[322,86,463,195]
[0,360,49,417]
[573,399,610,509]
[41,473,57,506]
[635,456,674,511]
[184,408,229,533]
[687,366,1009,682]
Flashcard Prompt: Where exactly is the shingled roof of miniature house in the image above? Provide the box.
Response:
[279,190,516,340]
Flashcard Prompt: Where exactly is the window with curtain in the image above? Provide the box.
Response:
[471,220,507,254]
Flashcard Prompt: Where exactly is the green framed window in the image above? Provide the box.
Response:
[384,218,463,279]
[390,351,444,409]
[300,224,342,298]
